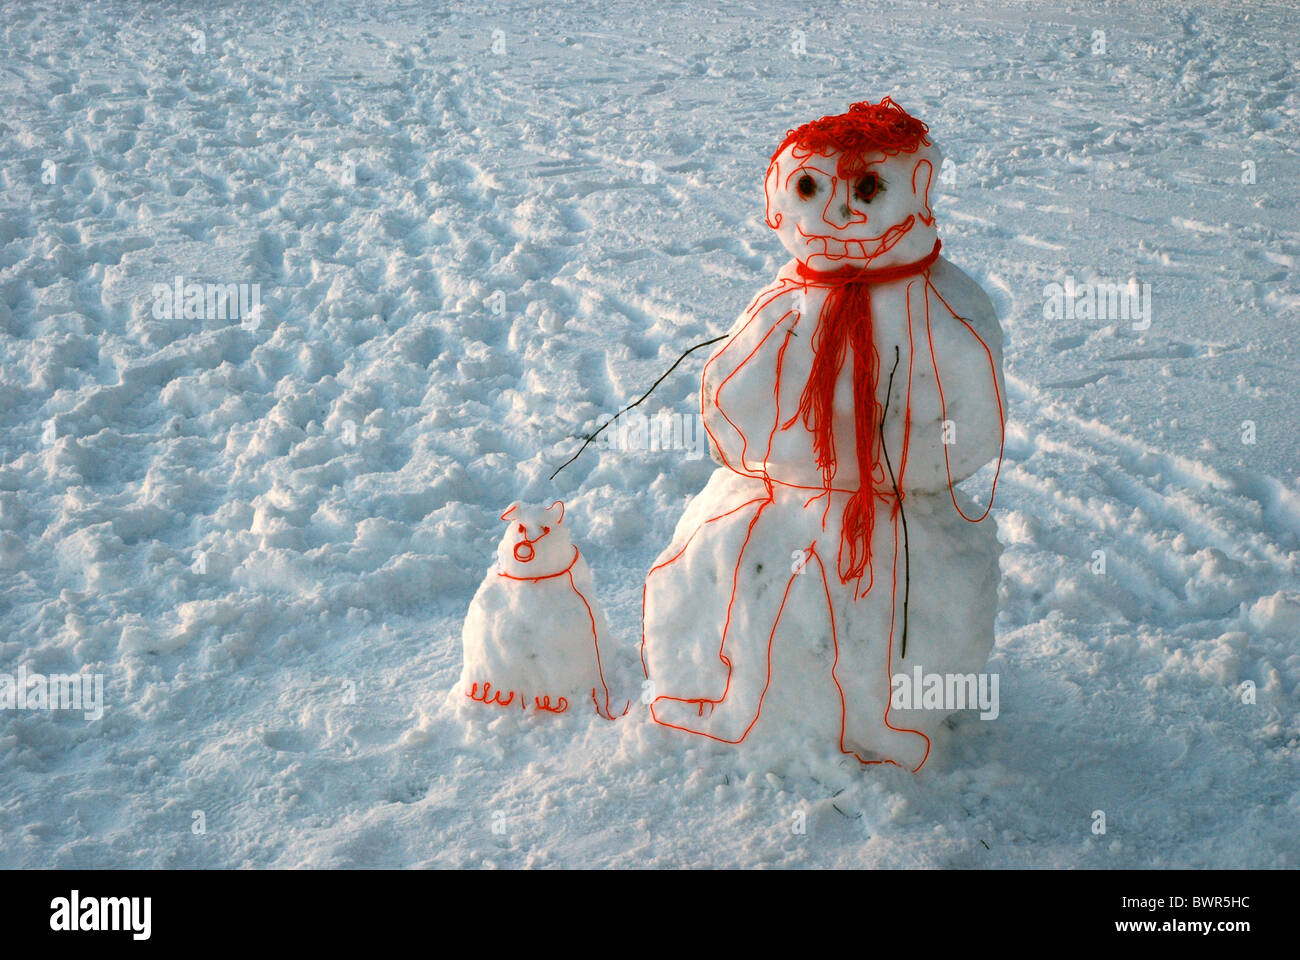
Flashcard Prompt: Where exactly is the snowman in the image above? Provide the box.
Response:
[460,501,620,718]
[640,99,1005,771]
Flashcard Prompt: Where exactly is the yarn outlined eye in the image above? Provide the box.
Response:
[517,524,526,534]
[796,173,818,199]
[854,173,883,204]
[542,526,550,535]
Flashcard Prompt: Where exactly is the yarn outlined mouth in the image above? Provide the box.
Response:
[796,215,916,265]
[512,525,552,564]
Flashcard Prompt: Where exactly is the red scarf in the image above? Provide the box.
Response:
[787,238,941,584]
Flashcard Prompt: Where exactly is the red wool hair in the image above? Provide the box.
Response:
[771,97,931,178]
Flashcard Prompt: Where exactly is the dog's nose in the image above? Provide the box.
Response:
[513,541,535,563]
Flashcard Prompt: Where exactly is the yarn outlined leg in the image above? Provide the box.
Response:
[650,501,805,743]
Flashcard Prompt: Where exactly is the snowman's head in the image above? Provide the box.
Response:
[764,98,941,272]
[497,500,573,578]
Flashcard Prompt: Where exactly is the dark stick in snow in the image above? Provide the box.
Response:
[879,344,911,658]
[550,334,729,481]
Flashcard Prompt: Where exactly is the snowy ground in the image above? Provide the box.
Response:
[0,0,1296,868]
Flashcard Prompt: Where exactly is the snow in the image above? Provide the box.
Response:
[1,0,1297,868]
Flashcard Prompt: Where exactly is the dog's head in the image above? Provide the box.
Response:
[496,500,572,577]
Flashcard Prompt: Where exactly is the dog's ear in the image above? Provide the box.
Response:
[546,500,565,525]
[500,501,522,523]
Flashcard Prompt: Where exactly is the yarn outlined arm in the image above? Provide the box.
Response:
[702,281,804,478]
[915,259,1006,508]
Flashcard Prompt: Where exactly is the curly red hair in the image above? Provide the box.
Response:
[771,97,931,179]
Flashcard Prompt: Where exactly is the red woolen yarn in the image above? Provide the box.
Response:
[789,239,942,584]
[771,97,931,179]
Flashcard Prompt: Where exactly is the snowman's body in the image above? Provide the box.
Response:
[702,257,1004,495]
[460,502,618,717]
[641,100,1005,771]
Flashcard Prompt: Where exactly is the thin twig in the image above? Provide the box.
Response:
[549,334,729,481]
[879,345,911,658]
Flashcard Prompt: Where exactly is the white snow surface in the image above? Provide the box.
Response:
[0,0,1296,868]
